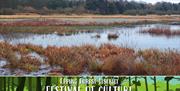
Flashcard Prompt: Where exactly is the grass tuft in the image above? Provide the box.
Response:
[141,28,180,37]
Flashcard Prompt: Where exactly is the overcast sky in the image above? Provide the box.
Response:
[129,0,180,4]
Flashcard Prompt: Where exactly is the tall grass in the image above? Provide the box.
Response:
[141,28,180,37]
[0,42,179,75]
[138,49,180,75]
[0,42,41,72]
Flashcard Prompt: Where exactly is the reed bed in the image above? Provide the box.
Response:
[0,42,42,72]
[0,42,179,75]
[0,25,104,35]
[0,26,73,34]
[0,15,179,21]
[0,19,160,35]
[5,55,41,72]
[138,49,180,75]
[0,19,153,27]
[141,28,180,37]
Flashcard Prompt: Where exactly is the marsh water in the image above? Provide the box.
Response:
[0,24,180,50]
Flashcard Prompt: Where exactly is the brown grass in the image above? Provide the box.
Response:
[16,44,44,54]
[0,26,70,34]
[44,46,93,75]
[4,50,41,72]
[0,19,134,26]
[138,49,180,75]
[0,42,41,72]
[141,28,180,37]
[0,42,180,75]
[18,56,41,72]
[0,42,14,58]
[0,16,164,27]
[102,55,136,75]
[0,15,179,20]
[96,44,134,59]
[88,60,102,75]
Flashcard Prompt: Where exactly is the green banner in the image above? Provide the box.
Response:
[0,76,179,91]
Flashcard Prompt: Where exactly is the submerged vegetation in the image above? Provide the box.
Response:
[0,42,179,75]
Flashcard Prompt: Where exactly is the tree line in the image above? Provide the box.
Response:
[0,0,180,15]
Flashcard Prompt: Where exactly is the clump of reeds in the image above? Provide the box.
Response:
[44,44,138,75]
[138,49,180,75]
[0,42,14,58]
[44,46,94,75]
[141,28,180,37]
[16,44,44,54]
[101,53,136,75]
[18,56,41,72]
[87,60,102,75]
[5,51,20,69]
[133,63,147,75]
[108,33,119,40]
[97,44,134,59]
[0,42,41,72]
[4,52,41,72]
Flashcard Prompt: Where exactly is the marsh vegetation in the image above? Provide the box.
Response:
[0,17,180,76]
[141,27,180,37]
[0,42,180,75]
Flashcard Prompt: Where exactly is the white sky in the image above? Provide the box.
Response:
[129,0,180,4]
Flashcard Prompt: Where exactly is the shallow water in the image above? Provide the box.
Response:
[0,52,53,76]
[0,24,180,50]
